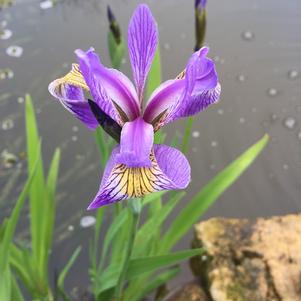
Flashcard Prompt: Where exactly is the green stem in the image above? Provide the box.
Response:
[114,199,141,301]
[181,117,194,154]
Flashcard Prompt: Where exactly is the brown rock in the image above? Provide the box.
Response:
[191,214,301,301]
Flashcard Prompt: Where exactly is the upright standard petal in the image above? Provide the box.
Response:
[128,4,158,101]
[144,47,221,129]
[75,48,140,124]
[116,117,154,167]
[48,64,98,129]
[88,144,190,209]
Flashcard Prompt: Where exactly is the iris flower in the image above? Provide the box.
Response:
[48,4,221,209]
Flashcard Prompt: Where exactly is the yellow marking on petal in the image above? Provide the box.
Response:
[102,151,175,201]
[134,168,143,197]
[63,64,89,90]
[140,168,154,193]
[50,64,89,99]
[127,168,135,197]
[119,168,130,195]
[176,69,186,80]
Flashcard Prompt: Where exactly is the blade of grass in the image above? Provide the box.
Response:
[96,248,203,294]
[125,267,180,301]
[146,46,162,98]
[43,149,61,274]
[57,246,82,301]
[133,192,185,257]
[181,117,194,154]
[0,144,40,299]
[25,94,46,270]
[160,134,269,252]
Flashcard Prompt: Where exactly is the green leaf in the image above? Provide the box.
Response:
[25,94,46,268]
[98,209,128,270]
[94,127,109,169]
[133,192,185,257]
[146,46,162,98]
[107,31,125,69]
[57,246,82,301]
[11,274,25,301]
[142,191,167,207]
[96,249,203,294]
[0,144,40,300]
[0,142,40,271]
[160,134,269,252]
[125,267,180,301]
[181,117,194,154]
[43,149,61,268]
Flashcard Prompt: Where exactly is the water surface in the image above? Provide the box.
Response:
[1,0,301,296]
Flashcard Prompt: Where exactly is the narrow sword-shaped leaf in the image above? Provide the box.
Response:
[25,94,46,269]
[133,192,185,257]
[57,246,82,301]
[124,267,180,301]
[96,248,203,294]
[160,134,269,252]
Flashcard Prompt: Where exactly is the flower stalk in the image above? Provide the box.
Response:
[114,198,141,300]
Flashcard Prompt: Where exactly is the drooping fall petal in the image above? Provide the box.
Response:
[87,144,190,209]
[48,64,99,129]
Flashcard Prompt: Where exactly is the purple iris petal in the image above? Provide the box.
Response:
[128,4,158,101]
[153,144,190,190]
[116,117,154,167]
[48,77,98,130]
[87,144,190,209]
[144,46,220,127]
[75,48,140,122]
[195,0,207,10]
[143,79,184,124]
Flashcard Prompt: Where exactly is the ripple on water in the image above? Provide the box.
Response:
[211,141,218,147]
[6,45,23,57]
[287,70,299,80]
[192,131,200,138]
[17,97,24,104]
[217,108,224,115]
[0,68,14,80]
[237,74,246,82]
[283,117,297,130]
[241,30,255,41]
[1,118,14,130]
[80,216,96,228]
[0,29,12,40]
[267,88,278,97]
[40,0,53,10]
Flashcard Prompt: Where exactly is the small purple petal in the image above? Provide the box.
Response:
[128,4,158,101]
[143,79,184,124]
[144,46,220,128]
[48,66,98,129]
[87,144,190,209]
[116,117,154,167]
[75,48,140,123]
[153,144,190,190]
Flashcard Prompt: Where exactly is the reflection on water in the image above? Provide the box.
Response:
[1,0,301,294]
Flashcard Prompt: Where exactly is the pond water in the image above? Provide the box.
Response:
[1,0,301,297]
